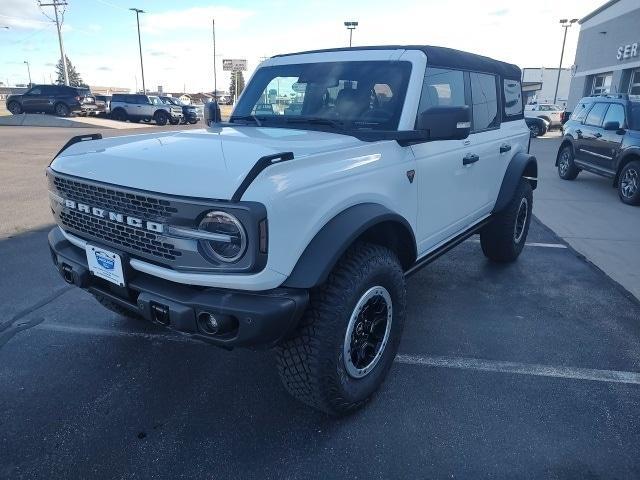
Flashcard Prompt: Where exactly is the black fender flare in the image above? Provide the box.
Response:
[555,136,576,166]
[614,147,640,185]
[282,203,416,289]
[493,152,537,214]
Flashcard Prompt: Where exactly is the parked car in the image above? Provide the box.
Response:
[525,103,564,128]
[557,94,640,205]
[110,93,183,125]
[5,84,103,117]
[160,96,200,124]
[47,45,536,415]
[525,116,549,137]
[94,95,111,116]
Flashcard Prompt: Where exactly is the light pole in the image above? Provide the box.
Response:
[554,18,579,104]
[130,8,146,94]
[24,61,32,86]
[344,21,358,47]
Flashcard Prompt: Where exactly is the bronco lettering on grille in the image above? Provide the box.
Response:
[62,198,164,233]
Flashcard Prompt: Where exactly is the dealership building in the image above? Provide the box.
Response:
[567,0,640,109]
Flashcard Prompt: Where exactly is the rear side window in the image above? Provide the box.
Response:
[503,79,522,117]
[470,72,498,131]
[584,103,608,126]
[417,67,466,113]
[571,102,590,122]
[112,94,124,102]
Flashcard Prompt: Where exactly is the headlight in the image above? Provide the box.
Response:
[198,211,247,262]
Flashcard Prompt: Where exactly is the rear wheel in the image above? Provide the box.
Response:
[618,160,640,206]
[155,111,169,126]
[480,179,533,263]
[557,145,580,180]
[111,108,127,122]
[276,242,406,415]
[169,117,180,125]
[7,101,22,115]
[54,102,70,117]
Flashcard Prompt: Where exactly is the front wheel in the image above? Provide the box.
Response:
[557,145,580,180]
[7,101,23,115]
[480,179,533,263]
[529,123,541,138]
[155,111,169,126]
[618,160,640,206]
[188,118,198,124]
[111,108,127,122]
[169,117,180,125]
[276,242,406,415]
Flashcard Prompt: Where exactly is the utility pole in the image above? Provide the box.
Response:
[39,0,69,85]
[130,8,146,94]
[24,61,32,86]
[554,18,578,104]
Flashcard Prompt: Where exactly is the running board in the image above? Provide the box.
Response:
[404,217,492,278]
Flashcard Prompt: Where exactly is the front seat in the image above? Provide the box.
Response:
[335,89,370,119]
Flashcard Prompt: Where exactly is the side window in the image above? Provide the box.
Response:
[470,72,498,131]
[584,103,608,127]
[602,103,626,128]
[135,95,149,104]
[417,67,466,115]
[27,87,42,96]
[503,79,522,117]
[571,102,589,122]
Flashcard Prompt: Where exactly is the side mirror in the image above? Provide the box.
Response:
[603,121,621,131]
[205,101,222,126]
[417,106,471,141]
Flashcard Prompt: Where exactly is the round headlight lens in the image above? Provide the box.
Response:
[199,211,247,263]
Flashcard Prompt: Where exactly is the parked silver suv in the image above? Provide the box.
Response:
[110,94,183,125]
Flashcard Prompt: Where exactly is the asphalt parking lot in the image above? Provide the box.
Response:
[1,127,640,479]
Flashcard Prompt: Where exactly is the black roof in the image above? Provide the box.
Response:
[273,45,521,80]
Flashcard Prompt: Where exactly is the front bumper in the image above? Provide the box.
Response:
[48,227,308,348]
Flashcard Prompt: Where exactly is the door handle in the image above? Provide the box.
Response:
[594,132,602,138]
[463,153,480,165]
[499,143,511,153]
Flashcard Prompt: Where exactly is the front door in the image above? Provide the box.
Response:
[577,102,609,170]
[20,87,44,113]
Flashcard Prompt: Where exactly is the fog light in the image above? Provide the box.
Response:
[197,311,238,336]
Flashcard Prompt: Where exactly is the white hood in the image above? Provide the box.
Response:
[50,126,364,199]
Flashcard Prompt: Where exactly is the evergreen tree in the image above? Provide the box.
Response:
[229,71,245,101]
[55,56,86,87]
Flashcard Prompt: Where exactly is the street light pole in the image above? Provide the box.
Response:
[554,18,579,105]
[39,1,69,85]
[344,21,358,47]
[130,8,146,94]
[24,61,32,86]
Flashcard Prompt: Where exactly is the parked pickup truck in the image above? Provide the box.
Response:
[47,45,536,415]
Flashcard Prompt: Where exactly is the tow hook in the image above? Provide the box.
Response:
[61,264,75,284]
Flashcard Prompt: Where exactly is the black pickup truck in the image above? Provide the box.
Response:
[556,94,640,205]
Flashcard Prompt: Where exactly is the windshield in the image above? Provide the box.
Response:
[232,61,412,131]
[162,97,182,106]
[149,96,163,105]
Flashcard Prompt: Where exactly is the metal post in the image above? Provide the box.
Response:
[234,72,238,104]
[130,8,146,94]
[24,61,32,86]
[553,18,578,105]
[212,19,217,99]
[39,1,69,85]
[349,29,352,47]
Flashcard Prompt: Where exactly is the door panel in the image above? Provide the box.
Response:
[21,87,44,112]
[577,102,608,168]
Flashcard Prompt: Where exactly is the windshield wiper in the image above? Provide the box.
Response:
[230,115,263,126]
[284,117,347,129]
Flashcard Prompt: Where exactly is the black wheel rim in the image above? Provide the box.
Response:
[514,197,529,243]
[343,286,392,378]
[621,168,638,198]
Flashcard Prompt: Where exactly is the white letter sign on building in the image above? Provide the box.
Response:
[616,42,638,60]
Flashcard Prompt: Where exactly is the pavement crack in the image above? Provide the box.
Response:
[0,285,73,334]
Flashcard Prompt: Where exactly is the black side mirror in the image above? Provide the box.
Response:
[206,101,222,125]
[603,121,621,131]
[417,106,471,141]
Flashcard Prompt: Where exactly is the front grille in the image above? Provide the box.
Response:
[59,209,181,261]
[53,175,178,221]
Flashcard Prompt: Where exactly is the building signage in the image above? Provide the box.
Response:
[616,42,638,61]
[222,59,248,71]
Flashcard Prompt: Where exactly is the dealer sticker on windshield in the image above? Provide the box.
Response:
[86,244,125,287]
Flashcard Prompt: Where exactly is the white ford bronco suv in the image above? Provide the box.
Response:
[47,46,536,415]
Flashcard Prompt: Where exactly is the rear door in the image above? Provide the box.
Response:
[578,102,609,169]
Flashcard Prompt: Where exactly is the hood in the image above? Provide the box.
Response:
[50,126,364,199]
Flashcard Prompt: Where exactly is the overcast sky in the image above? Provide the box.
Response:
[0,0,604,92]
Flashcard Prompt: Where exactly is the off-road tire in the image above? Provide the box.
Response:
[276,242,406,416]
[188,118,198,125]
[480,179,533,263]
[557,145,580,180]
[155,111,169,126]
[54,102,70,117]
[618,160,640,206]
[7,101,22,115]
[93,293,141,320]
[169,117,180,125]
